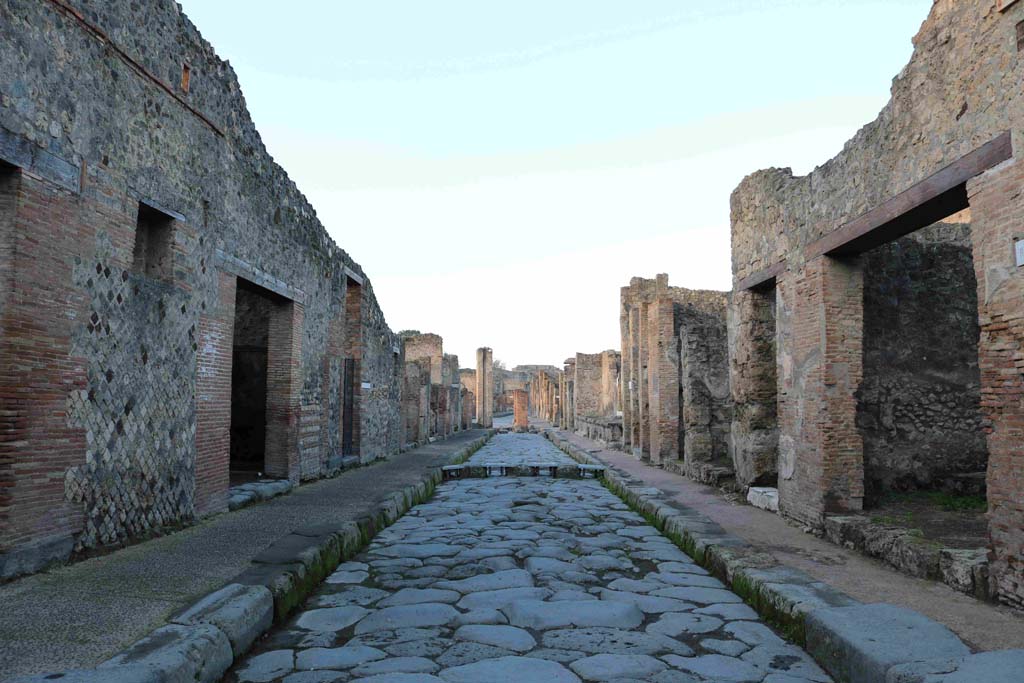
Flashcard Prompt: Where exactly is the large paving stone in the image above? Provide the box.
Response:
[502,599,644,630]
[805,604,970,683]
[354,604,460,634]
[569,653,667,681]
[100,624,233,683]
[542,627,693,656]
[295,645,386,670]
[439,655,582,683]
[436,569,534,593]
[456,586,552,610]
[662,653,763,682]
[454,624,536,652]
[296,606,371,632]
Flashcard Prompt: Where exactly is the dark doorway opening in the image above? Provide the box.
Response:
[230,279,279,480]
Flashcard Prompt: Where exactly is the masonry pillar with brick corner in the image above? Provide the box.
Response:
[777,258,865,527]
[195,271,236,517]
[475,347,493,427]
[728,285,780,489]
[968,155,1024,610]
[342,277,363,459]
[0,165,87,576]
[513,390,529,429]
[263,297,303,482]
[647,297,680,466]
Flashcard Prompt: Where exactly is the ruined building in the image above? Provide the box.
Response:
[0,0,468,578]
[729,0,1024,608]
[620,275,732,480]
[400,332,463,446]
[571,350,623,447]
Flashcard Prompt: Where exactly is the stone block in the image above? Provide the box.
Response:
[100,624,233,683]
[885,650,1024,683]
[746,487,779,512]
[171,583,274,656]
[805,604,970,683]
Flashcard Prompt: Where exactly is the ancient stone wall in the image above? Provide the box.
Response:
[0,0,404,576]
[599,350,621,416]
[573,353,603,420]
[858,219,988,497]
[677,292,732,478]
[729,0,1024,606]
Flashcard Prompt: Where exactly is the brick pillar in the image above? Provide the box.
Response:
[619,288,632,448]
[777,257,864,526]
[195,271,235,515]
[264,300,303,482]
[628,305,642,453]
[967,156,1024,609]
[728,286,780,488]
[637,301,652,459]
[343,279,363,458]
[647,298,679,465]
[475,348,493,427]
[513,390,529,429]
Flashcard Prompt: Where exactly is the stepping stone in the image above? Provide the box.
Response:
[570,654,666,681]
[439,656,582,683]
[502,599,643,630]
[454,625,536,653]
[354,605,460,634]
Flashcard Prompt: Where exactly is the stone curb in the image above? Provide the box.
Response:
[9,431,495,683]
[542,429,1024,683]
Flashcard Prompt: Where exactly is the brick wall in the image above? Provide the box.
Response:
[968,154,1024,609]
[0,0,407,576]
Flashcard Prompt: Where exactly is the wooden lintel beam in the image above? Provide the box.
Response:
[804,131,1012,259]
[735,261,785,291]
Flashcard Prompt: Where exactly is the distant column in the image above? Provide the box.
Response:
[475,347,493,427]
[513,390,529,429]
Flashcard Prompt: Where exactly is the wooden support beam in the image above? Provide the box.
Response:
[805,132,1012,258]
[736,261,785,291]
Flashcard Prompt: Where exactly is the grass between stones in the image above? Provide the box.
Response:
[545,432,811,647]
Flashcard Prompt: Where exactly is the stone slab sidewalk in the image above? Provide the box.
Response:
[0,430,489,682]
[540,423,1024,653]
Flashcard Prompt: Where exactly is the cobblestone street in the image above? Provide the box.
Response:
[227,434,831,682]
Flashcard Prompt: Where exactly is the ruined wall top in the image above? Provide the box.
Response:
[622,275,728,315]
[731,1,1023,282]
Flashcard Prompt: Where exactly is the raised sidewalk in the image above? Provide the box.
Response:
[0,429,489,681]
[541,423,1024,654]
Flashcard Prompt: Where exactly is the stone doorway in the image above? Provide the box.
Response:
[229,278,297,482]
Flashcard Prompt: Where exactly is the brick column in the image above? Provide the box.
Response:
[475,348,493,427]
[777,257,864,526]
[637,301,652,458]
[647,298,679,465]
[513,390,529,429]
[967,156,1024,609]
[264,300,303,482]
[195,271,235,515]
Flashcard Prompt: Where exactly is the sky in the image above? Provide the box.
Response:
[178,0,932,369]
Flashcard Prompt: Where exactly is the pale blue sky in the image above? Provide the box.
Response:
[179,0,932,367]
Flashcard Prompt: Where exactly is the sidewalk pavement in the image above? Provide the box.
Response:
[541,423,1024,653]
[0,429,488,681]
